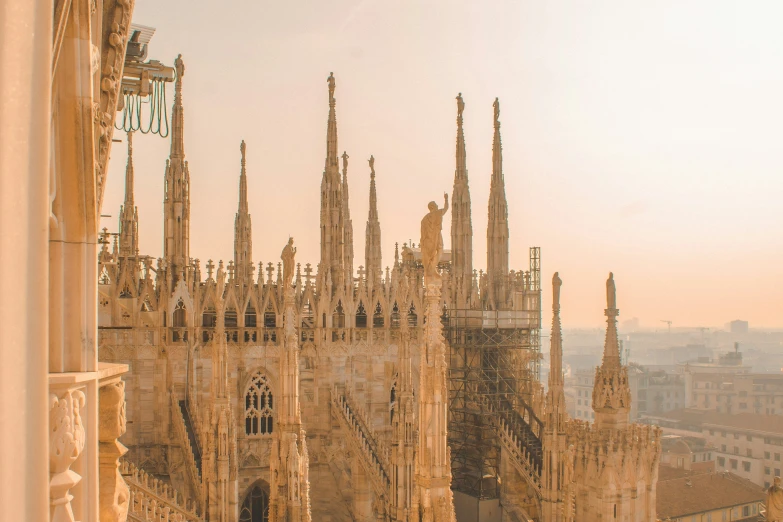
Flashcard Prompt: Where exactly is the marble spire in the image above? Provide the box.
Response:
[451,93,473,305]
[234,140,253,284]
[319,73,349,292]
[592,272,631,430]
[365,155,382,290]
[163,54,191,280]
[486,97,509,309]
[119,131,138,257]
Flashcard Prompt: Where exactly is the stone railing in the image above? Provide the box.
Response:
[330,387,391,500]
[121,460,202,521]
[495,413,542,495]
[170,396,203,507]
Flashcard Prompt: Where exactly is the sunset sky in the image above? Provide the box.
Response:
[102,0,783,328]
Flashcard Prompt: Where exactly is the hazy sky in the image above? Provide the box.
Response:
[102,1,783,328]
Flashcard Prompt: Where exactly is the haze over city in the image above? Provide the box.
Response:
[102,0,783,327]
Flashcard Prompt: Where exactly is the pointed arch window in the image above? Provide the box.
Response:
[225,307,238,328]
[332,301,345,328]
[407,303,418,327]
[390,302,401,328]
[239,484,269,522]
[373,302,384,328]
[202,304,217,327]
[245,372,274,436]
[245,304,257,328]
[173,299,187,327]
[355,302,367,328]
[301,300,314,328]
[263,301,276,328]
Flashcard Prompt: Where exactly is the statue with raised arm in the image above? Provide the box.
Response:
[606,272,616,310]
[768,476,783,521]
[281,238,296,287]
[420,194,449,282]
[457,93,465,118]
[553,272,562,311]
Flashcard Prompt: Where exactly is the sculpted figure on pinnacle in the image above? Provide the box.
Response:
[420,194,449,282]
[553,271,562,311]
[606,272,616,310]
[457,93,465,118]
[281,237,296,287]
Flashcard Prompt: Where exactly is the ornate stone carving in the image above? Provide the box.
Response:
[99,380,130,522]
[49,388,87,522]
[769,476,783,522]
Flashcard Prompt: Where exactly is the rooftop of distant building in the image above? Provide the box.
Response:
[646,408,783,436]
[656,469,765,520]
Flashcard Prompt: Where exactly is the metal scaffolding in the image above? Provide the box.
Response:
[447,247,541,500]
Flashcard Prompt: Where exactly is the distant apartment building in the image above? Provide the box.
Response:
[727,319,750,334]
[565,364,686,422]
[644,408,783,489]
[565,368,595,421]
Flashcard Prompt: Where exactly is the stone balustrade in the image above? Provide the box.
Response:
[121,460,201,521]
[169,396,204,508]
[330,387,391,501]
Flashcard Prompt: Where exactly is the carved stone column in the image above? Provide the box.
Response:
[99,376,130,521]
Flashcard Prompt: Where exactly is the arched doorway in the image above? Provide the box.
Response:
[239,482,269,522]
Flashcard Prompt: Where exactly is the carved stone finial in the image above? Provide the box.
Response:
[175,54,185,79]
[368,155,375,179]
[240,140,246,165]
[457,93,465,118]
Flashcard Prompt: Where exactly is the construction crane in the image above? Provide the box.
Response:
[660,320,672,335]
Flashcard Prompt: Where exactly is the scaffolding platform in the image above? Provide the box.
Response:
[447,247,542,501]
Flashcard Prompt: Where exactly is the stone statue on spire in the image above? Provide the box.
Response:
[175,54,185,79]
[457,93,465,118]
[327,72,335,103]
[368,155,375,178]
[240,140,246,163]
[420,194,449,282]
[606,272,616,310]
[493,97,500,127]
[553,272,562,311]
[342,151,349,172]
[281,238,296,287]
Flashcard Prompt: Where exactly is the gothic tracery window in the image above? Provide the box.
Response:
[355,302,367,328]
[239,484,269,522]
[373,302,384,328]
[245,373,274,436]
[173,300,186,327]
